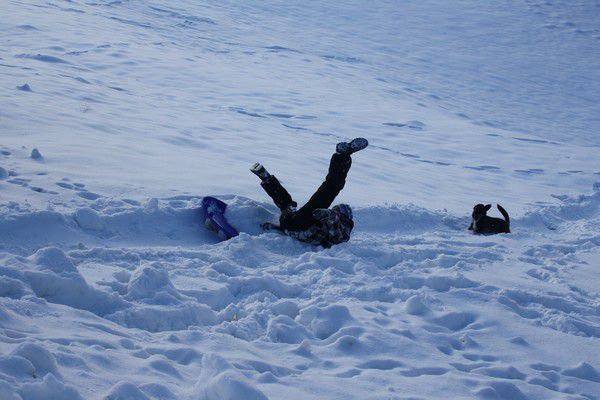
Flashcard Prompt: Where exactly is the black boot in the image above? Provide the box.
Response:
[250,162,271,181]
[336,137,369,155]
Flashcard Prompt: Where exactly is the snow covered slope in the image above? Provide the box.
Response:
[2,0,599,212]
[1,0,599,399]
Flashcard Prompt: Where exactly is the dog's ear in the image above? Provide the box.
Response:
[484,204,492,211]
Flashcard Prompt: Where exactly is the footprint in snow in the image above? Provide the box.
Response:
[464,165,501,172]
[56,182,74,189]
[515,168,544,175]
[30,186,58,194]
[17,83,32,92]
[16,53,70,64]
[401,367,449,377]
[383,120,426,130]
[53,180,101,200]
[463,353,499,362]
[264,46,300,54]
[512,136,558,145]
[530,363,560,372]
[230,107,265,118]
[266,113,294,119]
[356,359,404,370]
[7,178,30,186]
[335,369,361,378]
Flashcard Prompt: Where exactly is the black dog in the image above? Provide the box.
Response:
[469,204,510,234]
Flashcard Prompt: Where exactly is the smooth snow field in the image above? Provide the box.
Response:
[1,0,599,399]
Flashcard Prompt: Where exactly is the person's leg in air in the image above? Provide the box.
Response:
[251,138,367,232]
[281,137,368,231]
[250,163,297,230]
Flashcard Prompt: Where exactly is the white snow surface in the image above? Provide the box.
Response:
[1,0,599,399]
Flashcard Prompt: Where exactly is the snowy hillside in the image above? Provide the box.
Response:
[1,0,599,399]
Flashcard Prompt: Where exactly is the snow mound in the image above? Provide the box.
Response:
[298,304,355,340]
[107,303,218,333]
[0,196,275,251]
[29,247,78,274]
[12,343,61,380]
[23,247,126,316]
[104,382,151,400]
[29,148,42,160]
[73,207,104,231]
[126,265,182,303]
[266,315,312,344]
[19,374,83,400]
[562,362,600,383]
[192,354,268,400]
[0,342,83,400]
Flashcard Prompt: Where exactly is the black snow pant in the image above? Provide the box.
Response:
[260,153,352,231]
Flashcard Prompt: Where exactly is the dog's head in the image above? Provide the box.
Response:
[472,204,491,221]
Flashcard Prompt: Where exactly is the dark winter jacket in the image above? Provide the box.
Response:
[283,205,353,248]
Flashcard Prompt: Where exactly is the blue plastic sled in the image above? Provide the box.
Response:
[201,197,239,241]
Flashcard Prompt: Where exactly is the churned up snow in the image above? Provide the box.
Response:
[1,0,599,399]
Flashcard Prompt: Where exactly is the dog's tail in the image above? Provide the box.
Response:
[497,204,510,232]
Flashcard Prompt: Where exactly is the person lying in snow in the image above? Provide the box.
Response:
[251,138,368,248]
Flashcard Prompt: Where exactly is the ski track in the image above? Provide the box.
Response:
[1,0,600,399]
